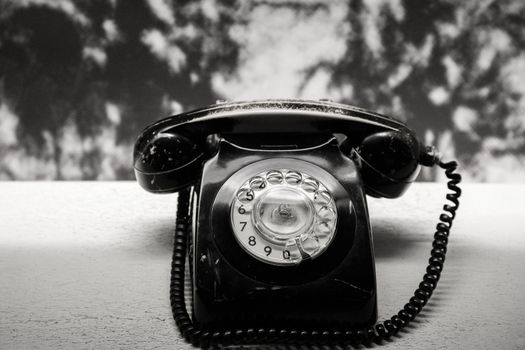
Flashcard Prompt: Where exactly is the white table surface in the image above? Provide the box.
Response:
[1,182,524,349]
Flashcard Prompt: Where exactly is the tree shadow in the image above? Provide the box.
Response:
[132,216,175,255]
[370,217,428,259]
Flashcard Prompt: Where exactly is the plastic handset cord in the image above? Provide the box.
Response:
[169,160,462,349]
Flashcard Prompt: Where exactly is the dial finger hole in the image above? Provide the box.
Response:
[301,177,319,192]
[315,221,332,236]
[317,206,336,221]
[284,239,303,263]
[301,236,321,255]
[285,171,302,185]
[266,170,283,185]
[314,190,331,205]
[237,187,255,203]
[249,176,266,190]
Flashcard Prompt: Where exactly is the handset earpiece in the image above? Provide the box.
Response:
[133,130,205,193]
[355,130,421,198]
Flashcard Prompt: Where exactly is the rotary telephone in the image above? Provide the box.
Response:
[133,99,461,348]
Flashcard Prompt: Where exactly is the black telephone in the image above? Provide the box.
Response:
[134,100,461,348]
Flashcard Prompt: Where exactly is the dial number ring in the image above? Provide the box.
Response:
[231,169,338,266]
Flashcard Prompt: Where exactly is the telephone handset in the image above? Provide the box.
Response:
[134,99,462,348]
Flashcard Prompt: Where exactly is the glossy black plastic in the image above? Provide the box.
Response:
[133,99,421,197]
[135,131,205,192]
[354,130,421,198]
[192,136,377,329]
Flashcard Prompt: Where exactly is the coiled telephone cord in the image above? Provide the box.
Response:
[170,161,462,349]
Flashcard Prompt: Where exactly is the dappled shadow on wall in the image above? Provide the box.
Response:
[1,0,524,181]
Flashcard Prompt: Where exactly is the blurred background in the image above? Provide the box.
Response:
[0,0,524,181]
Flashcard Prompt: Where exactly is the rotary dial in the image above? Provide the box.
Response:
[230,169,338,265]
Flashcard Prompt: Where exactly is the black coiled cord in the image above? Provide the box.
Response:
[170,161,462,349]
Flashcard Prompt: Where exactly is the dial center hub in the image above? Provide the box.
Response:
[254,186,314,241]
